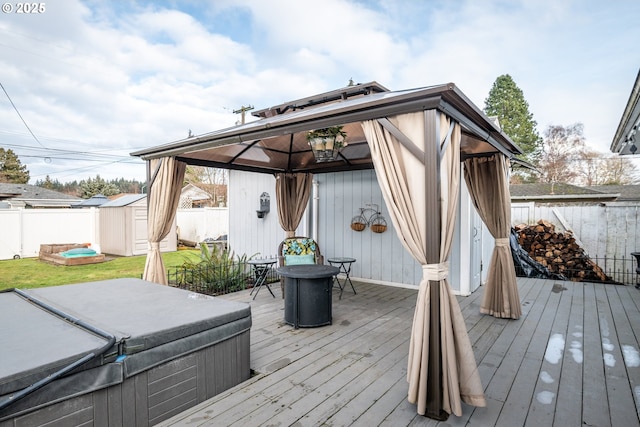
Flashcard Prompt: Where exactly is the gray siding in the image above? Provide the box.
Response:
[229,169,485,294]
[315,170,422,287]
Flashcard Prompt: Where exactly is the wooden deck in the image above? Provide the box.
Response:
[159,278,640,426]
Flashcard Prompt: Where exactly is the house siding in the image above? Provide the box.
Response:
[228,169,485,294]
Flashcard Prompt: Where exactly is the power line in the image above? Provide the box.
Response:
[0,129,158,156]
[0,81,46,148]
[29,157,144,181]
[0,142,132,160]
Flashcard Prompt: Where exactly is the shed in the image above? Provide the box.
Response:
[99,194,176,256]
[72,194,109,208]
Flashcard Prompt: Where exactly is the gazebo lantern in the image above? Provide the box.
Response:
[306,126,347,162]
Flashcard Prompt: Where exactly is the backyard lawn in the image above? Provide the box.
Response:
[0,250,200,291]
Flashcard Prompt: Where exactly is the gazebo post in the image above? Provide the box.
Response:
[424,110,447,420]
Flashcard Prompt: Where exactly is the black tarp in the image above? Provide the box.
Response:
[510,228,566,280]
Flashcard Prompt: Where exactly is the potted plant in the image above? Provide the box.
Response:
[306,126,348,162]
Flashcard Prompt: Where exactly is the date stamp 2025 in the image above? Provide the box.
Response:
[2,3,46,14]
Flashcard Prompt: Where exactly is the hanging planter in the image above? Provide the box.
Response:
[370,216,387,233]
[350,216,366,232]
[350,204,387,233]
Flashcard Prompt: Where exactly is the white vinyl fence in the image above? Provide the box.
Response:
[175,207,229,245]
[0,207,230,260]
[0,208,100,260]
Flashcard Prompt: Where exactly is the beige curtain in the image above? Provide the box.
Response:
[275,172,312,238]
[143,157,186,285]
[463,154,521,319]
[362,111,485,418]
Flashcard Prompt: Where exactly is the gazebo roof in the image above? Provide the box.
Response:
[131,82,522,174]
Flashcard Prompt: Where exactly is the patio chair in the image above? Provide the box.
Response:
[278,236,324,298]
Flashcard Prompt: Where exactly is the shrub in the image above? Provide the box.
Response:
[171,243,256,295]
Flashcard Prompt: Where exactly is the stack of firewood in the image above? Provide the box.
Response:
[514,220,615,283]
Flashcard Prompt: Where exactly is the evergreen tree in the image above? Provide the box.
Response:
[484,74,542,163]
[0,148,30,184]
[36,175,58,190]
[79,175,120,198]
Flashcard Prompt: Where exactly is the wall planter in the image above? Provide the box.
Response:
[350,204,387,233]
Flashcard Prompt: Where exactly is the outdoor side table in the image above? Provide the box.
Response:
[248,258,277,300]
[327,257,357,299]
[277,264,339,329]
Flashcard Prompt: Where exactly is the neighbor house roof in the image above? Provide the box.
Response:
[510,183,620,203]
[0,183,82,208]
[589,184,640,202]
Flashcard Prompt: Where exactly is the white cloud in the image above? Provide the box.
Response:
[1,0,638,183]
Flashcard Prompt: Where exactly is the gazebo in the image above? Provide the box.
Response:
[131,81,523,420]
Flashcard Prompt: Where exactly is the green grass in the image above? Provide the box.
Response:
[0,250,201,291]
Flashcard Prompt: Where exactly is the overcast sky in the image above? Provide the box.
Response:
[1,0,639,184]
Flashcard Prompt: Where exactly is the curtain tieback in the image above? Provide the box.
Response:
[423,262,449,281]
[149,242,161,250]
[495,238,509,247]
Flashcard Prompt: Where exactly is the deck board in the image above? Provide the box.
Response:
[159,278,640,427]
[553,280,584,427]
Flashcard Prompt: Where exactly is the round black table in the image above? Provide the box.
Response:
[276,264,339,329]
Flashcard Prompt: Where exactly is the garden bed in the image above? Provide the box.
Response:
[38,243,105,266]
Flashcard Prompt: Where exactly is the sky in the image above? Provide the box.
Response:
[1,0,639,184]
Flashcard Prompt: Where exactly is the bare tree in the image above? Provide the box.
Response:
[575,150,639,185]
[596,156,639,185]
[577,149,601,186]
[538,123,585,187]
[184,166,228,206]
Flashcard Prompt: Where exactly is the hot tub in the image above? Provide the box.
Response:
[0,278,251,426]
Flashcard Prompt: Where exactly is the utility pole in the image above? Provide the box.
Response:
[233,105,254,125]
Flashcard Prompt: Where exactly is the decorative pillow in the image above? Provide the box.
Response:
[282,238,317,256]
[284,254,315,265]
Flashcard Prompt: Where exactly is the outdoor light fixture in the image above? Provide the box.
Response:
[306,126,348,162]
[256,192,270,218]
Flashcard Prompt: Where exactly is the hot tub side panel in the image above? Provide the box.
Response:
[0,329,250,427]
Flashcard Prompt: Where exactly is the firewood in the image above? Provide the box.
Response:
[514,220,617,284]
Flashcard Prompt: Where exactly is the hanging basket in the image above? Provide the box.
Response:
[370,216,387,233]
[350,216,366,231]
[350,222,366,232]
[371,224,387,233]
